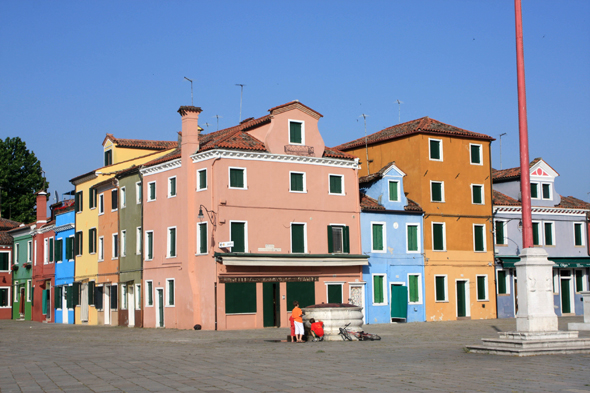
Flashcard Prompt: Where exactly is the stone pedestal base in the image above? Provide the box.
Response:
[568,323,590,331]
[466,330,590,356]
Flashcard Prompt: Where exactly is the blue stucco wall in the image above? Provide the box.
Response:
[360,165,426,324]
[54,209,75,324]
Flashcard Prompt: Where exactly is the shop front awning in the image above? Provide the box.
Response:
[214,252,369,267]
[496,256,590,269]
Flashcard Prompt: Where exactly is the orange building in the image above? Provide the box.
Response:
[336,117,497,321]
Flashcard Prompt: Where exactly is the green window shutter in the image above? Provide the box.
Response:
[49,238,54,262]
[530,183,539,198]
[477,276,486,300]
[199,224,207,254]
[470,145,481,164]
[88,282,95,305]
[291,224,305,253]
[170,178,176,196]
[0,288,8,307]
[474,226,485,251]
[407,225,418,252]
[66,286,74,309]
[199,170,207,189]
[168,281,174,306]
[544,223,553,246]
[576,270,584,292]
[94,286,103,309]
[73,282,80,306]
[435,276,446,301]
[343,226,350,254]
[112,189,118,210]
[147,282,153,306]
[372,224,383,251]
[231,223,245,253]
[149,183,156,200]
[532,223,540,245]
[56,239,63,262]
[542,184,551,199]
[327,226,334,253]
[495,222,504,244]
[433,224,444,251]
[0,253,8,270]
[430,140,440,160]
[329,175,342,194]
[78,232,83,256]
[497,271,507,294]
[409,275,419,303]
[290,173,304,192]
[225,282,256,314]
[431,182,442,202]
[389,181,398,201]
[289,122,302,144]
[327,285,342,304]
[286,281,315,311]
[230,169,244,188]
[373,276,384,303]
[55,287,62,309]
[65,238,72,260]
[110,286,118,309]
[473,185,482,204]
[169,228,176,257]
[574,224,583,246]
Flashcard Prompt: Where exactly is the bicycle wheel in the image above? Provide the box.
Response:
[364,333,381,341]
[341,329,353,341]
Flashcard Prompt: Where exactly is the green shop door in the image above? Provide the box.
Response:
[561,279,572,314]
[390,285,408,320]
[263,282,280,327]
[157,289,164,327]
[457,281,467,317]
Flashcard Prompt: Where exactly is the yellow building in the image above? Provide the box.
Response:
[70,135,176,325]
[336,117,497,321]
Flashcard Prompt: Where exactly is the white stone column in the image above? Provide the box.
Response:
[515,248,558,332]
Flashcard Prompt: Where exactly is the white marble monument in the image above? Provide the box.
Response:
[568,291,590,331]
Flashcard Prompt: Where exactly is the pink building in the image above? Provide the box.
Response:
[141,101,368,330]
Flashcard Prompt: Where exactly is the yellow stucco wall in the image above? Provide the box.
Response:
[73,147,175,325]
[345,133,497,321]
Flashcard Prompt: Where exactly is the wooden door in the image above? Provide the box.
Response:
[457,281,467,317]
[390,285,408,319]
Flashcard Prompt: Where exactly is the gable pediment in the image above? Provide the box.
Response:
[530,159,558,180]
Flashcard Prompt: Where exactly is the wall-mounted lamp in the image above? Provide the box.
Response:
[198,205,216,229]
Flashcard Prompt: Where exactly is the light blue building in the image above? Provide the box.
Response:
[359,162,425,324]
[492,158,590,318]
[53,199,76,324]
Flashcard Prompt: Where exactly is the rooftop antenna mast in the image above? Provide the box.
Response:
[360,114,371,175]
[204,122,211,132]
[214,115,222,131]
[499,133,507,169]
[235,84,245,122]
[395,100,403,124]
[184,77,193,106]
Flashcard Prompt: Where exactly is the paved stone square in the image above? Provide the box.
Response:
[1,317,589,392]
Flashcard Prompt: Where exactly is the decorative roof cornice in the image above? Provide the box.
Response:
[177,106,203,116]
[36,224,55,235]
[140,158,181,176]
[493,206,589,216]
[54,223,75,233]
[191,149,359,169]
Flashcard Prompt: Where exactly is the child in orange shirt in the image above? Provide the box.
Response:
[309,318,324,341]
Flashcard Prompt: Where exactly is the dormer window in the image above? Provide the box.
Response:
[104,150,113,166]
[289,120,304,145]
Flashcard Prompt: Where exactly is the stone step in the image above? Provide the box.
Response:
[480,337,590,350]
[467,344,590,357]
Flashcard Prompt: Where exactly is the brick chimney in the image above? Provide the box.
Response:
[178,106,203,159]
[36,191,48,224]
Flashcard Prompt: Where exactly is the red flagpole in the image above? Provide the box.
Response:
[515,0,533,249]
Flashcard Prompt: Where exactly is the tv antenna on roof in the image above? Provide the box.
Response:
[499,133,507,169]
[235,84,245,122]
[360,114,371,175]
[204,122,211,132]
[395,100,403,124]
[214,115,222,131]
[184,77,193,106]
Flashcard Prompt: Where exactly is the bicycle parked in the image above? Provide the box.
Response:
[338,322,381,341]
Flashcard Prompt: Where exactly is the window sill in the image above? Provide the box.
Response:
[228,187,247,190]
[432,250,447,252]
[497,293,510,297]
[147,199,156,203]
[477,299,490,302]
[430,200,445,203]
[329,193,345,196]
[165,305,175,308]
[435,300,449,303]
[196,188,208,192]
[495,244,508,247]
[372,303,388,306]
[166,256,177,259]
[167,195,177,199]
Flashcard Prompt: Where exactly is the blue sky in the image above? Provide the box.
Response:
[1,1,588,203]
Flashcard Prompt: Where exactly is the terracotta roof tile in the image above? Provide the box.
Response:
[0,231,13,246]
[360,193,385,211]
[405,198,423,212]
[358,161,397,184]
[493,190,521,206]
[0,217,21,231]
[141,149,181,168]
[322,147,356,160]
[104,134,177,151]
[334,117,494,151]
[557,196,590,210]
[268,101,323,119]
